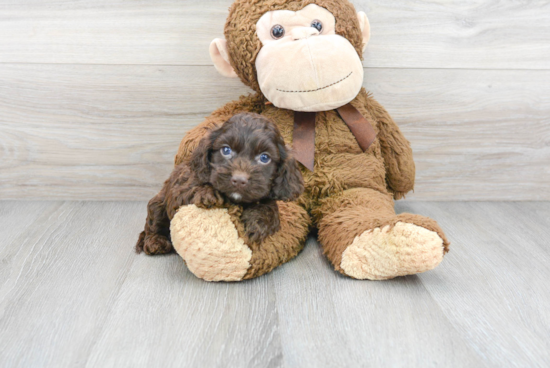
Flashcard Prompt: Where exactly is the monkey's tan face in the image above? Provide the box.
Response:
[254,5,364,112]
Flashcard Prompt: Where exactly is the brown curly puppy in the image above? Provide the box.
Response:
[136,113,304,255]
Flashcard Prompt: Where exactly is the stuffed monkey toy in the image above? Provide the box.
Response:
[158,0,450,281]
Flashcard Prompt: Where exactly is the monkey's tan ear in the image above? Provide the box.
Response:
[357,11,371,52]
[209,38,238,78]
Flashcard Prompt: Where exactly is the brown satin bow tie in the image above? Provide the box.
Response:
[292,103,377,171]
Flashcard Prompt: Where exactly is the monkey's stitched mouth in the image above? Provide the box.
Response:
[276,72,353,93]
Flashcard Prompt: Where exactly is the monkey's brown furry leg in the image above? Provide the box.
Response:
[316,188,449,280]
[136,192,174,255]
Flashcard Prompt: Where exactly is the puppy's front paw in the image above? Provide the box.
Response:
[243,218,278,244]
[135,231,147,254]
[192,185,224,209]
[137,233,173,255]
[241,203,280,244]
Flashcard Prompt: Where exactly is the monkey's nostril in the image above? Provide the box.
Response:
[231,174,249,188]
[291,27,319,41]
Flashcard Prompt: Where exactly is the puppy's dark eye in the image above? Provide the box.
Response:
[221,146,232,157]
[271,24,285,39]
[258,153,271,164]
[311,20,323,32]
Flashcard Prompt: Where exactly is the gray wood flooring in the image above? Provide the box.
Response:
[0,201,549,368]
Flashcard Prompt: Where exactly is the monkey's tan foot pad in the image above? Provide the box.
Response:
[340,222,444,280]
[170,205,252,282]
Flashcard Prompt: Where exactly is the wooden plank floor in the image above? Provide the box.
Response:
[1,201,549,367]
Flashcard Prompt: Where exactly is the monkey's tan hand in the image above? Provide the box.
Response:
[171,205,253,282]
[170,202,310,282]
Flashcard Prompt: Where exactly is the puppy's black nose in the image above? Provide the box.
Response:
[231,173,249,188]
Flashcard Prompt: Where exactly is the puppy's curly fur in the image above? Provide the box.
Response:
[136,113,304,255]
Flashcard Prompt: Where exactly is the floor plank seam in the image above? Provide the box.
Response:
[81,248,138,367]
[418,274,489,366]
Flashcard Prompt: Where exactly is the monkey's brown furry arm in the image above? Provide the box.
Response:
[175,93,265,165]
[366,96,415,199]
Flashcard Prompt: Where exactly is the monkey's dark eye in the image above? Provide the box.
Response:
[271,24,285,39]
[311,20,323,33]
[221,146,232,157]
[258,153,271,164]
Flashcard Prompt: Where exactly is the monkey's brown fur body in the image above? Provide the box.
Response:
[174,89,449,280]
[164,0,449,281]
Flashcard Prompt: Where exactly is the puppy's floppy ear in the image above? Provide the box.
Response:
[190,128,222,183]
[270,144,305,201]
